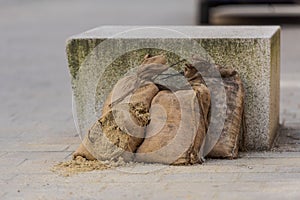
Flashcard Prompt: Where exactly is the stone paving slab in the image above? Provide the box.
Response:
[273,126,300,152]
[240,151,300,158]
[280,85,300,123]
[0,142,71,152]
[0,149,299,199]
[0,134,79,152]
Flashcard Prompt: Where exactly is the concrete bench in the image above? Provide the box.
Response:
[66,26,280,151]
[199,0,300,24]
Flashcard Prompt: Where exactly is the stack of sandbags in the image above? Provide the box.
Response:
[73,55,245,165]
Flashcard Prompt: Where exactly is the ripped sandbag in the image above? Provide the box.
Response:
[207,65,245,159]
[73,82,159,161]
[73,55,166,162]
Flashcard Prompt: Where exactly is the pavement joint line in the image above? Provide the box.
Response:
[1,174,18,183]
[61,144,71,152]
[63,151,73,159]
[3,150,74,153]
[0,152,8,158]
[16,158,28,167]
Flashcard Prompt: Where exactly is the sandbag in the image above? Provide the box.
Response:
[136,65,211,165]
[72,55,166,161]
[135,90,195,164]
[207,66,245,159]
[73,82,159,161]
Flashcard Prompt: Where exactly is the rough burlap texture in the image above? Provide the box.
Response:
[73,55,166,162]
[73,82,159,161]
[206,66,245,159]
[136,64,211,165]
[73,54,244,164]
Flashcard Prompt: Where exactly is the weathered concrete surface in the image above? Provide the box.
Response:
[67,26,280,151]
[1,151,300,199]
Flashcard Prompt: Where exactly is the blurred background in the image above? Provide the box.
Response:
[0,0,299,147]
[199,0,300,24]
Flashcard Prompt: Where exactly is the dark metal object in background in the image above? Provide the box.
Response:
[198,0,300,24]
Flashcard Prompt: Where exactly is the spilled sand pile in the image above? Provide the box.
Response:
[52,156,109,176]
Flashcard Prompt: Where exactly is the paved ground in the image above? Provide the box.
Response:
[0,1,299,199]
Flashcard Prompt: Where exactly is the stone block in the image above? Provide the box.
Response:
[66,26,280,151]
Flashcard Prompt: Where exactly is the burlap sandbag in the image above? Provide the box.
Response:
[207,66,245,159]
[72,55,167,161]
[136,64,210,165]
[73,82,159,161]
